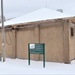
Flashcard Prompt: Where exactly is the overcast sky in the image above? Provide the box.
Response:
[0,0,75,19]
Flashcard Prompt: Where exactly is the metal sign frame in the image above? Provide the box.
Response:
[28,43,45,68]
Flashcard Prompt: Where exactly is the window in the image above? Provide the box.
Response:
[70,27,74,37]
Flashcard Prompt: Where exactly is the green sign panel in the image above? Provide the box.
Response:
[29,44,44,54]
[28,43,45,68]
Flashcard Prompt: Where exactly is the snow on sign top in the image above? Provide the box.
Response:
[0,8,74,26]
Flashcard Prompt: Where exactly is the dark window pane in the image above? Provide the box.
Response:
[71,27,74,37]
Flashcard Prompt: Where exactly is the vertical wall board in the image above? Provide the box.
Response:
[16,28,39,60]
[0,29,16,58]
[69,21,75,61]
[40,22,64,62]
[34,25,40,60]
[74,26,75,59]
[14,30,17,58]
[17,29,34,59]
[0,31,2,52]
[5,30,16,58]
[63,20,70,63]
[11,30,16,58]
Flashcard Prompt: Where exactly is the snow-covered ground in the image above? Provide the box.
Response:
[0,58,75,74]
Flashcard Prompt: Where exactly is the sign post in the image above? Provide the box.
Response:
[28,43,45,68]
[28,44,30,65]
[43,44,45,67]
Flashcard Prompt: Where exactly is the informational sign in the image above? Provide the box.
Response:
[28,43,45,68]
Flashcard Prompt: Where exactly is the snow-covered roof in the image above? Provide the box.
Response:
[0,8,74,26]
